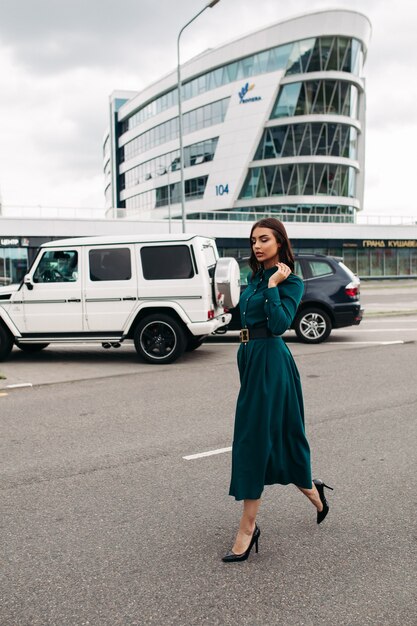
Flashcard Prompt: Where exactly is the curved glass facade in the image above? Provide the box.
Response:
[122,98,228,162]
[285,37,362,76]
[240,163,356,199]
[120,37,362,134]
[124,176,208,212]
[187,204,356,222]
[254,123,357,160]
[122,138,218,191]
[271,80,358,118]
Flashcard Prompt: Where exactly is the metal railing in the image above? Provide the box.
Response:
[2,205,417,226]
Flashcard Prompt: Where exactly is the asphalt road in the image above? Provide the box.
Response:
[1,313,417,626]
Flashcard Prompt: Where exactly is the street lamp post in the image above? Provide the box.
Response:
[157,166,172,233]
[177,0,221,233]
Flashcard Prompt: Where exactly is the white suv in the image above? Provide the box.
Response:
[0,234,239,364]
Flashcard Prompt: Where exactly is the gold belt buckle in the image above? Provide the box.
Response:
[240,328,249,343]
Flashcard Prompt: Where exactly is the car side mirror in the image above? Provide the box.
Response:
[24,274,34,290]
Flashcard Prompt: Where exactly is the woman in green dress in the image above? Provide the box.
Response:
[222,218,333,563]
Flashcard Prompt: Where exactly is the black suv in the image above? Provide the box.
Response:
[225,254,363,343]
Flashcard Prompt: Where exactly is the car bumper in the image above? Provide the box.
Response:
[189,313,232,336]
[333,304,363,328]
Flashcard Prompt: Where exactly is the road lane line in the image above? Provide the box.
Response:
[183,446,232,460]
[324,341,404,345]
[6,383,33,389]
[337,328,417,332]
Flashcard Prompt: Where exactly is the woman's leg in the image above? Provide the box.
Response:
[232,498,261,554]
[297,484,323,511]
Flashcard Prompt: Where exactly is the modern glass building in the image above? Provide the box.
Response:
[103,9,371,224]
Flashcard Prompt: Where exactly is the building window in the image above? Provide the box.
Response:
[141,246,194,280]
[123,138,218,190]
[254,123,357,160]
[285,37,362,76]
[124,176,208,212]
[240,164,356,199]
[123,100,228,162]
[120,37,362,134]
[271,80,359,119]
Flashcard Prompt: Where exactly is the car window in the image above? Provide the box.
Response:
[33,250,78,283]
[141,245,194,280]
[89,248,132,281]
[294,259,303,278]
[308,260,334,278]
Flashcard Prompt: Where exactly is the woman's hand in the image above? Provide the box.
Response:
[268,262,292,287]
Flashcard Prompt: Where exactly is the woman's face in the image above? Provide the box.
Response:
[251,227,281,266]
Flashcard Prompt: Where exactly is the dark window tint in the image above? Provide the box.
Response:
[89,248,132,281]
[141,246,194,280]
[308,260,334,277]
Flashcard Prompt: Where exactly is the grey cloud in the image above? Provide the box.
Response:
[0,0,210,73]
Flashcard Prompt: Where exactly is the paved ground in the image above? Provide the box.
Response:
[1,312,416,626]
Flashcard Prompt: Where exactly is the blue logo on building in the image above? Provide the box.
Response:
[238,82,262,104]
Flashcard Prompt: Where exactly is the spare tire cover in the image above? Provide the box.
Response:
[214,258,241,308]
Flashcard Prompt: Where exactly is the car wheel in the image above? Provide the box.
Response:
[15,342,50,353]
[0,324,14,361]
[185,335,205,352]
[134,314,186,364]
[294,308,332,343]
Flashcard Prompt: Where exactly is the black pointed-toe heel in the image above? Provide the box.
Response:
[222,524,260,563]
[313,479,334,524]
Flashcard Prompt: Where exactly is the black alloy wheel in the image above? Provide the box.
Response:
[294,308,332,344]
[134,314,186,364]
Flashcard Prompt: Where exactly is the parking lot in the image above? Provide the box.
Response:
[1,299,417,624]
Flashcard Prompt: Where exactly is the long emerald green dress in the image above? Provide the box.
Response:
[229,267,312,500]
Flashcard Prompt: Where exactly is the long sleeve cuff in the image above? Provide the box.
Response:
[265,286,281,303]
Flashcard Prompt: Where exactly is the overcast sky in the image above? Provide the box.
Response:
[0,0,416,218]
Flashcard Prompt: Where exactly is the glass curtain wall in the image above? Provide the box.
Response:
[254,123,357,160]
[240,164,356,199]
[122,138,218,191]
[120,37,362,134]
[271,80,359,118]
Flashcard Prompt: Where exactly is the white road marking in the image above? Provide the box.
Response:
[6,383,33,389]
[337,328,417,332]
[183,446,232,460]
[324,340,405,345]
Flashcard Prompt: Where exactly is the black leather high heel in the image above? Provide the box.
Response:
[313,479,334,524]
[222,524,260,562]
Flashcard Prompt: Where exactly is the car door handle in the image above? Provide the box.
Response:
[123,296,137,301]
[68,298,81,302]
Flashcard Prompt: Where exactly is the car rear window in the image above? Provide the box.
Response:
[308,260,334,278]
[141,245,194,280]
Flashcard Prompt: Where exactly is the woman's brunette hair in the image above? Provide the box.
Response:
[249,218,295,276]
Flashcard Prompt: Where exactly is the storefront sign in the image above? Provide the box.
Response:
[362,239,417,248]
[0,238,20,246]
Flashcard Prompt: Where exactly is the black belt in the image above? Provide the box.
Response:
[239,327,274,343]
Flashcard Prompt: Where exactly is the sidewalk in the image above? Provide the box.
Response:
[360,279,417,316]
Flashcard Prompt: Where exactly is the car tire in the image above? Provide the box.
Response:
[134,314,187,364]
[15,342,50,353]
[0,324,14,361]
[294,308,332,343]
[185,335,205,352]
